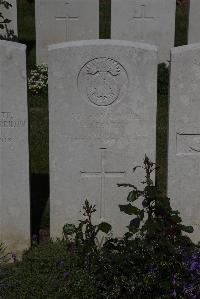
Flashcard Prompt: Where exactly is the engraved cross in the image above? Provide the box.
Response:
[131,4,154,40]
[55,2,79,40]
[80,148,126,219]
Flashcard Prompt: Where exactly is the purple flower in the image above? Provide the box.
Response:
[172,289,177,297]
[190,261,200,272]
[32,234,38,242]
[147,266,156,275]
[183,283,195,294]
[11,252,17,263]
[63,271,70,278]
[172,275,176,285]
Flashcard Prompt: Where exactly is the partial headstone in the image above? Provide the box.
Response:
[168,44,200,242]
[35,0,99,64]
[0,41,30,256]
[188,0,200,44]
[49,40,157,238]
[1,0,18,37]
[111,0,176,63]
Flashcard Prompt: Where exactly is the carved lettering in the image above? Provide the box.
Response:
[0,112,26,143]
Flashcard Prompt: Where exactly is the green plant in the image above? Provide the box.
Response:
[3,236,102,298]
[118,155,193,241]
[3,157,200,298]
[63,200,112,273]
[0,0,17,41]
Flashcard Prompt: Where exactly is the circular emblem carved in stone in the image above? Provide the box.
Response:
[78,57,129,106]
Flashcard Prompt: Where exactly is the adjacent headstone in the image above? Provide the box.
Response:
[1,0,18,37]
[188,0,200,44]
[35,0,99,64]
[111,0,176,63]
[168,44,200,242]
[49,40,157,238]
[0,41,30,255]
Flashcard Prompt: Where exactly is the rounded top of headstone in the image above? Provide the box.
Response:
[48,39,158,53]
[0,40,26,50]
[171,43,200,56]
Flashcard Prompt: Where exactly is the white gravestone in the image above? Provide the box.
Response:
[1,0,18,37]
[35,0,99,64]
[168,44,200,242]
[188,0,200,44]
[0,41,30,255]
[111,0,176,63]
[49,40,157,238]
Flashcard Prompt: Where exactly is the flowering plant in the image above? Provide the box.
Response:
[28,64,48,97]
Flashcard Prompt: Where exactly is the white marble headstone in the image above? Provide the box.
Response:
[1,0,18,37]
[35,0,99,64]
[188,0,200,44]
[49,40,157,238]
[0,41,30,255]
[168,44,200,242]
[111,0,176,63]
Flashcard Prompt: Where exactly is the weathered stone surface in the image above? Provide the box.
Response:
[111,0,176,63]
[188,0,200,44]
[0,41,30,256]
[49,40,157,238]
[1,0,18,37]
[168,44,200,242]
[35,0,99,64]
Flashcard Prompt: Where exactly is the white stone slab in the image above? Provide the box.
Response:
[188,0,200,44]
[111,0,176,63]
[0,41,30,255]
[1,0,18,37]
[35,0,99,64]
[49,40,157,238]
[168,43,200,242]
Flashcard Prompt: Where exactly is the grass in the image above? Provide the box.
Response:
[15,0,189,233]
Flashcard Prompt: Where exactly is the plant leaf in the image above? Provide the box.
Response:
[98,222,112,233]
[129,217,140,229]
[119,203,140,215]
[180,225,194,234]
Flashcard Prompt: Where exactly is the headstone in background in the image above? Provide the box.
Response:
[111,0,176,63]
[168,44,200,242]
[1,0,18,37]
[188,0,200,44]
[49,40,157,238]
[35,0,99,64]
[0,41,30,255]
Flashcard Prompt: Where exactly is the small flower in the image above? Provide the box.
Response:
[147,266,156,275]
[172,289,176,297]
[32,234,38,242]
[11,252,17,263]
[172,275,176,285]
[63,271,70,279]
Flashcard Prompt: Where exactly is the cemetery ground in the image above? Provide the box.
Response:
[3,0,200,298]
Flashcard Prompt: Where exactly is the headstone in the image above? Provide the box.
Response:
[0,41,30,255]
[49,40,157,238]
[188,0,200,44]
[168,44,200,242]
[111,0,176,63]
[35,0,99,64]
[1,0,18,37]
